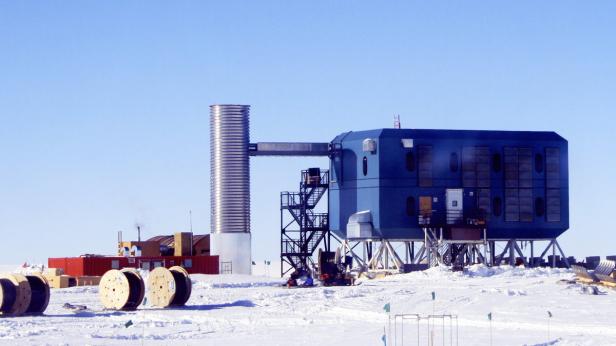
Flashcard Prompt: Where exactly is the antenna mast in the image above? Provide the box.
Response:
[394,114,401,129]
[189,210,193,233]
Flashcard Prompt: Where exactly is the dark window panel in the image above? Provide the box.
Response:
[546,188,561,222]
[418,146,433,187]
[362,156,368,176]
[406,196,416,216]
[405,150,415,172]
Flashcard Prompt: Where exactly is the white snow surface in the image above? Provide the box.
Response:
[1,265,615,345]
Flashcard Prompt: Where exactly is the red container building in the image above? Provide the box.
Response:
[48,255,219,276]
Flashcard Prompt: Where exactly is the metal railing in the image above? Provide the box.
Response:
[301,169,329,187]
[282,240,302,255]
[280,190,328,209]
[282,230,328,255]
[280,192,302,208]
[389,314,459,346]
[306,213,329,229]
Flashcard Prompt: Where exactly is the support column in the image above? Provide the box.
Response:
[490,241,496,266]
[509,240,515,266]
[404,241,409,263]
[554,240,571,268]
[384,241,389,269]
[552,239,556,268]
[530,241,534,268]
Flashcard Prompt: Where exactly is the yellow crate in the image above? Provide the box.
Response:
[76,276,101,286]
[45,275,73,289]
[44,268,64,276]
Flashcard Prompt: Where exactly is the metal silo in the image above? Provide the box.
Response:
[210,104,252,274]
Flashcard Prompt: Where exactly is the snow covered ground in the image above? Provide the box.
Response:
[1,265,615,345]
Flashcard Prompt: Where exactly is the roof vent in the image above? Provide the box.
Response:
[363,138,377,153]
[401,138,414,148]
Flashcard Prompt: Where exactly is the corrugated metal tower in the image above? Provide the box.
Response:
[210,104,252,274]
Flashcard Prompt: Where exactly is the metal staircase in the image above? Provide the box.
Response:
[280,168,330,277]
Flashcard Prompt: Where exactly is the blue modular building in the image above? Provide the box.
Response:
[329,129,568,241]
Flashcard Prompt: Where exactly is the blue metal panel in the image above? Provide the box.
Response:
[329,129,569,240]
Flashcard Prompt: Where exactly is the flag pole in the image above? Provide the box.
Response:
[489,313,493,346]
[547,311,552,341]
[431,292,436,346]
[389,305,392,346]
[383,303,391,345]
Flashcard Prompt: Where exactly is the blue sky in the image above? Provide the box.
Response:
[0,2,614,264]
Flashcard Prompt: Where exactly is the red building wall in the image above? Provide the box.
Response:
[48,255,219,276]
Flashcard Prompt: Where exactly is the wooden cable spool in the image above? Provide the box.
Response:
[24,274,50,315]
[147,266,192,308]
[0,273,32,317]
[99,269,145,310]
[120,268,145,309]
[0,273,51,317]
[0,278,17,316]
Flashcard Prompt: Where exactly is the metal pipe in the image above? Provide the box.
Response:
[248,142,329,156]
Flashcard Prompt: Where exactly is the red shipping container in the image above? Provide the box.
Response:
[48,255,219,276]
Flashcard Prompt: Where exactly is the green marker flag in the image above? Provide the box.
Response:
[431,291,436,300]
[488,312,492,321]
[548,311,552,318]
[383,303,391,313]
[125,320,133,328]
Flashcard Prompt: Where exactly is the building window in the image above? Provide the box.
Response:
[406,196,415,216]
[535,153,544,173]
[546,188,561,222]
[535,197,545,217]
[503,147,533,222]
[545,148,561,222]
[417,146,433,187]
[492,153,502,172]
[405,151,415,171]
[362,156,368,176]
[449,152,459,172]
[463,147,490,188]
[478,189,491,219]
[492,197,502,217]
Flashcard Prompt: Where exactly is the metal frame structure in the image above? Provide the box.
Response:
[280,169,331,276]
[334,235,570,275]
[332,205,571,272]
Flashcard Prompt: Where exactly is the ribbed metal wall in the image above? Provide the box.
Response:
[210,105,250,234]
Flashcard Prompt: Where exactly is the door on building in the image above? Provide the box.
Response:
[446,189,464,225]
[419,196,432,225]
